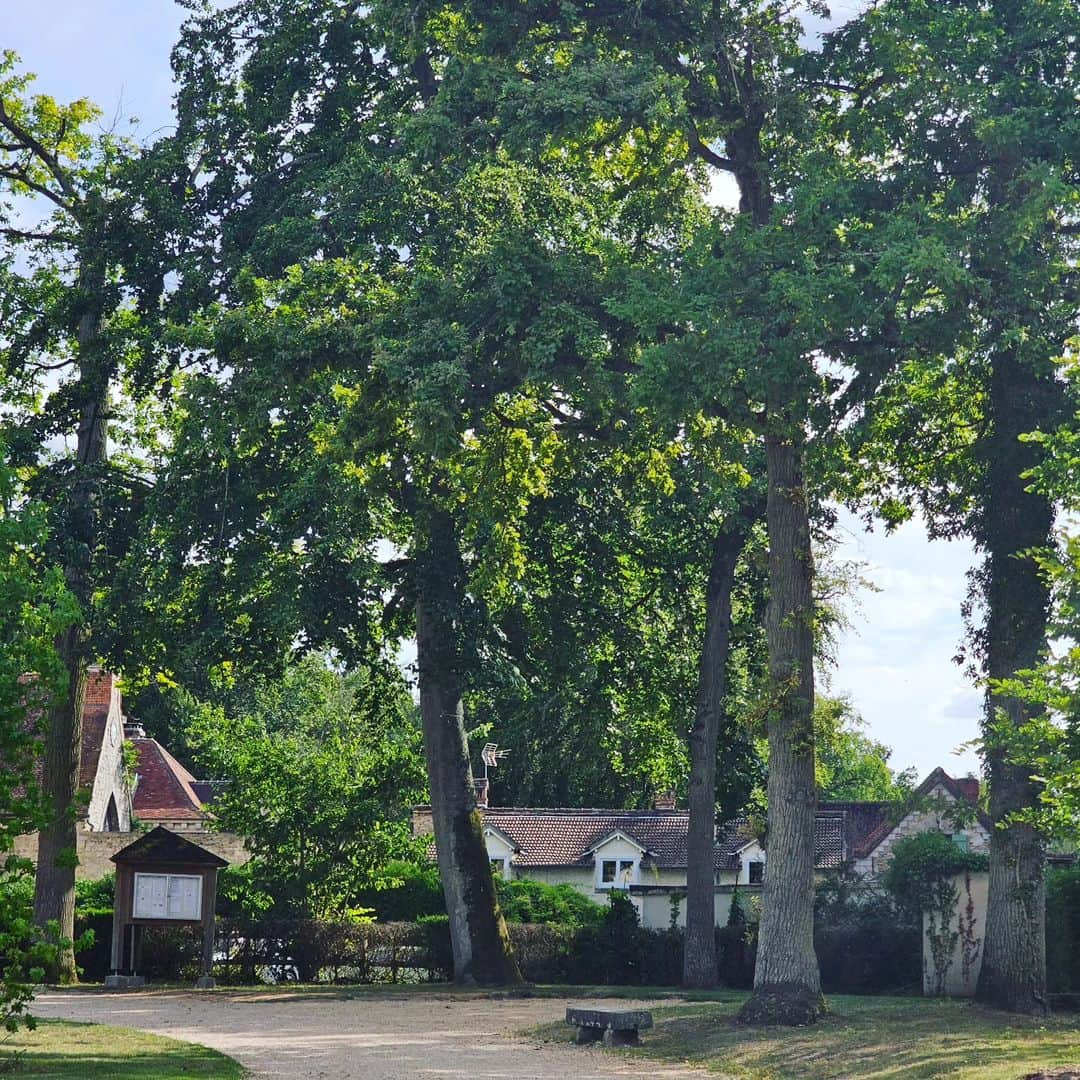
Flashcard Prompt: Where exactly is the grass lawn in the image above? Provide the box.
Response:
[533,993,1080,1080]
[1,1020,245,1078]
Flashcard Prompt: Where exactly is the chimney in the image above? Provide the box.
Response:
[84,669,115,706]
[411,805,434,837]
[124,718,147,739]
[654,790,677,811]
[473,777,490,809]
[954,776,980,802]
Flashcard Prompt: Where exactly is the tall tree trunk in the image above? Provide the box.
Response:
[975,355,1055,1015]
[683,513,756,988]
[740,421,822,1025]
[33,635,88,984]
[34,276,106,984]
[415,503,521,987]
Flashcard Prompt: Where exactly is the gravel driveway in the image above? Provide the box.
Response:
[35,988,702,1079]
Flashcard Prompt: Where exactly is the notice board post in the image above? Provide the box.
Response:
[106,826,228,989]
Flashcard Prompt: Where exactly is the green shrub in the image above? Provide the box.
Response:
[0,855,60,1033]
[353,861,445,922]
[813,869,920,993]
[882,831,989,914]
[495,879,604,928]
[75,873,115,917]
[1047,862,1080,993]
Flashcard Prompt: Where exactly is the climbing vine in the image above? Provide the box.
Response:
[882,832,988,995]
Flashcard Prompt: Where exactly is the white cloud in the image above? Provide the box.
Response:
[827,509,982,779]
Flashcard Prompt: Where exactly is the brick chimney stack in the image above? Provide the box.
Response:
[473,777,490,809]
[954,776,980,802]
[654,790,677,811]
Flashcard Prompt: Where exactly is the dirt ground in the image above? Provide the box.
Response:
[35,988,702,1079]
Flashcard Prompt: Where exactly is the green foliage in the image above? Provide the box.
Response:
[74,875,115,918]
[814,698,916,802]
[882,832,989,916]
[186,656,427,919]
[494,879,603,928]
[351,861,445,924]
[985,535,1080,842]
[0,454,77,1043]
[0,857,58,1034]
[1046,863,1080,993]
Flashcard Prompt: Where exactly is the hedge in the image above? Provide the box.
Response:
[66,862,1079,994]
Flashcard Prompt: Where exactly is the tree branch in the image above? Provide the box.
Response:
[685,119,735,172]
[0,163,73,212]
[0,225,62,244]
[0,98,79,205]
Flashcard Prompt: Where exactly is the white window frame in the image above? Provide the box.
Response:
[747,860,765,885]
[597,857,638,890]
[133,872,203,921]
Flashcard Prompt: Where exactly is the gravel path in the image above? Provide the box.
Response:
[35,988,703,1079]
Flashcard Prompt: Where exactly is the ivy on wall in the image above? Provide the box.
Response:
[882,832,989,995]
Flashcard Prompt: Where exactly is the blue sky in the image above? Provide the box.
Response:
[1,1,983,780]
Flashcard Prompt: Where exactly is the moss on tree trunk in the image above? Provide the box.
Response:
[415,504,521,987]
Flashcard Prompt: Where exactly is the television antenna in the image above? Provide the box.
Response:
[480,742,510,783]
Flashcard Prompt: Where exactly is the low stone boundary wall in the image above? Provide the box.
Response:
[14,828,248,880]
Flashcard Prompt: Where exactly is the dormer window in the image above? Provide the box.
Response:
[598,858,637,889]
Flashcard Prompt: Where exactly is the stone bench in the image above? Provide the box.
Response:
[565,1006,653,1046]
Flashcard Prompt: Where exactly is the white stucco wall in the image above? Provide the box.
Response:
[736,840,766,884]
[590,834,647,889]
[483,828,515,880]
[635,887,745,929]
[923,871,987,997]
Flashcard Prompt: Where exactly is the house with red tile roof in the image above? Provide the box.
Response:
[127,730,225,832]
[16,670,244,879]
[412,767,987,930]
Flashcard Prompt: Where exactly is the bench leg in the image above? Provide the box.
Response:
[575,1026,603,1044]
[603,1028,639,1047]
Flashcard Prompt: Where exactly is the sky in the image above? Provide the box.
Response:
[1,1,983,780]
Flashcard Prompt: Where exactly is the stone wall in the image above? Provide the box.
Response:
[14,828,249,881]
[853,783,990,877]
[83,673,132,833]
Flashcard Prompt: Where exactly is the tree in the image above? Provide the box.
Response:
[0,453,76,1032]
[119,0,707,985]
[414,0,878,1017]
[814,698,915,803]
[822,0,1080,1013]
[0,54,157,980]
[185,655,426,919]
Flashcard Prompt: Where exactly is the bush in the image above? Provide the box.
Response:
[352,861,445,922]
[0,855,60,1035]
[75,874,115,917]
[495,879,603,928]
[1048,863,1080,993]
[814,870,920,993]
[882,831,989,915]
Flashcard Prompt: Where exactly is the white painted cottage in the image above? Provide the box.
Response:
[413,767,989,930]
